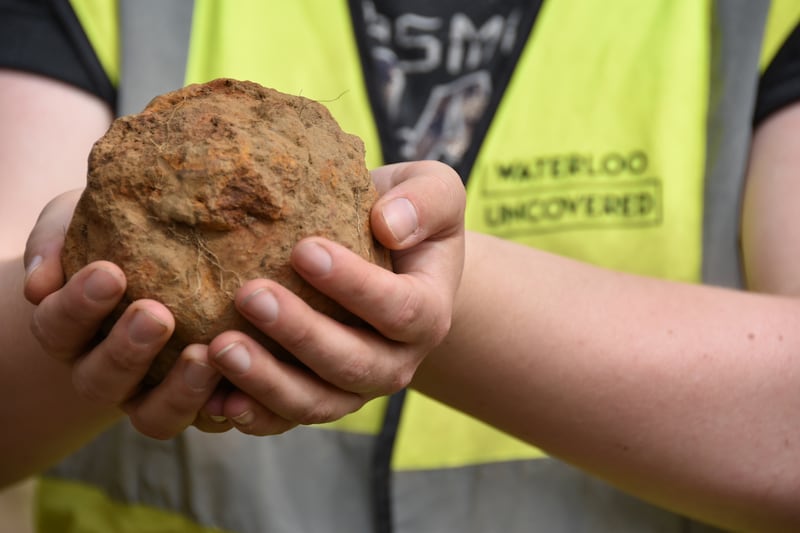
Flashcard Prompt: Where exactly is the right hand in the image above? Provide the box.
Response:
[24,190,231,438]
[202,160,466,435]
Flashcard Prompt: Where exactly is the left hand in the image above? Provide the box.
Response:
[24,190,228,439]
[201,160,466,435]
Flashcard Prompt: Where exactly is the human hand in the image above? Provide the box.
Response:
[24,190,230,438]
[203,160,466,435]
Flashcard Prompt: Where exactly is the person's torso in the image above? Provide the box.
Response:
[40,1,799,531]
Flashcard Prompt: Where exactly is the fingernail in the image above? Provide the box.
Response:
[209,415,228,423]
[382,198,418,243]
[240,288,278,323]
[129,310,168,344]
[84,268,122,302]
[232,410,254,426]
[294,241,332,276]
[214,343,251,374]
[24,255,43,281]
[183,361,217,392]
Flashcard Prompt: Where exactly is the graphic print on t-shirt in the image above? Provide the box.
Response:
[357,0,539,179]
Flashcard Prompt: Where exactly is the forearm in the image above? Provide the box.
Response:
[0,70,121,486]
[0,257,121,486]
[414,231,800,531]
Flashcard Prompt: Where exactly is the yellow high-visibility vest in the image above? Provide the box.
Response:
[40,1,800,532]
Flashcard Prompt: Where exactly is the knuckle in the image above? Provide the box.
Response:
[108,346,152,375]
[382,363,415,396]
[396,365,416,390]
[335,355,373,390]
[428,313,452,347]
[71,372,116,405]
[295,401,338,426]
[429,163,466,210]
[389,287,423,333]
[415,292,453,347]
[257,377,283,399]
[58,289,102,326]
[351,269,375,300]
[281,320,317,355]
[30,298,103,359]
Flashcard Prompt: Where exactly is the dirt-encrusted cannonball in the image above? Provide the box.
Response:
[62,78,392,385]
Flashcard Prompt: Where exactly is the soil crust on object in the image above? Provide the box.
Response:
[62,78,392,384]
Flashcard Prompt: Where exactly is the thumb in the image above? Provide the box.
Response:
[24,189,83,304]
[370,161,465,250]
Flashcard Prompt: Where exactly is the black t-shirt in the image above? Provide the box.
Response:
[2,0,800,180]
[756,21,800,123]
[0,0,115,107]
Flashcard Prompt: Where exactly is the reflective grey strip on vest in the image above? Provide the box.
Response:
[118,0,195,116]
[392,460,725,533]
[701,0,770,288]
[46,421,379,533]
[45,421,727,533]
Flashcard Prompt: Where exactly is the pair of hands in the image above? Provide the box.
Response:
[23,161,465,439]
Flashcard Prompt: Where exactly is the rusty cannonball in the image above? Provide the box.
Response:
[62,78,392,384]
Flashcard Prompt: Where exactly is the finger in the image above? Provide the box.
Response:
[200,386,231,422]
[220,389,298,436]
[208,331,368,425]
[232,281,415,395]
[291,238,451,346]
[30,261,127,360]
[370,161,465,249]
[193,386,235,432]
[192,412,235,433]
[24,189,83,304]
[194,388,233,433]
[70,299,174,405]
[125,344,224,440]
